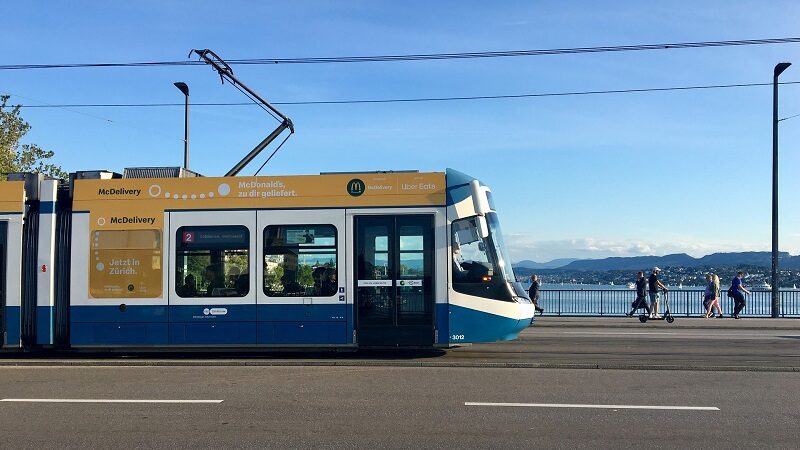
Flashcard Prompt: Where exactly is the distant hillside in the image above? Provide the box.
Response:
[785,256,800,269]
[696,252,791,267]
[514,258,578,269]
[524,251,796,271]
[562,253,695,270]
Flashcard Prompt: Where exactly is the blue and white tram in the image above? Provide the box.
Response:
[0,168,533,351]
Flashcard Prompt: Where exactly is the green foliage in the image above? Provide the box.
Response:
[0,95,67,180]
[264,262,284,292]
[298,264,313,288]
[182,254,210,292]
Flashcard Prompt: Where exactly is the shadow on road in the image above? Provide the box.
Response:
[0,348,448,361]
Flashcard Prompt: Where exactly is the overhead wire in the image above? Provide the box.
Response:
[8,81,800,109]
[1,37,799,70]
[0,90,183,143]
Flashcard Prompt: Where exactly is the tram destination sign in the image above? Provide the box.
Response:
[180,226,248,248]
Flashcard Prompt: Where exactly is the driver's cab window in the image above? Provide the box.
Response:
[451,217,493,283]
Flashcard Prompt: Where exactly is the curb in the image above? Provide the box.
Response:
[530,322,800,331]
[0,359,797,372]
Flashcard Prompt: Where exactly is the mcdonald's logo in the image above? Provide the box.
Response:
[347,179,365,197]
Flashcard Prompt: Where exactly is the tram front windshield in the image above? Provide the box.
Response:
[486,213,515,283]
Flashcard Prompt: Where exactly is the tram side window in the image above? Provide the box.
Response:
[264,225,337,297]
[175,226,249,298]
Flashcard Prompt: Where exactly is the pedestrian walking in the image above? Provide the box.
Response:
[648,267,668,318]
[712,274,723,317]
[729,271,751,319]
[702,273,714,314]
[705,274,723,318]
[627,271,651,317]
[529,274,544,316]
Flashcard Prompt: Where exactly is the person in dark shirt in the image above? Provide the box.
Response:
[280,274,303,296]
[648,267,668,318]
[177,274,198,297]
[203,265,225,297]
[529,274,544,316]
[730,271,751,319]
[312,266,327,296]
[321,268,338,296]
[627,271,651,316]
[234,272,249,296]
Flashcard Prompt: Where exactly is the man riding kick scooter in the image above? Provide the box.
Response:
[648,267,668,318]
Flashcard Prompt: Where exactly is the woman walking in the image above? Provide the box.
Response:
[705,274,723,318]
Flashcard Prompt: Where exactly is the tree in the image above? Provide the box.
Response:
[298,264,313,288]
[0,95,67,180]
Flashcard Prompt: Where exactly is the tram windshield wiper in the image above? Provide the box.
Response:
[191,49,294,176]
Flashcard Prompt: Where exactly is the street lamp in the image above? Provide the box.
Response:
[174,82,190,170]
[772,62,791,318]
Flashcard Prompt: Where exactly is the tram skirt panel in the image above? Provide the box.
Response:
[447,302,530,343]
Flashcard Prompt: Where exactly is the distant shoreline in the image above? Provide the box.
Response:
[522,282,796,291]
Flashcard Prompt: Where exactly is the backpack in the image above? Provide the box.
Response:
[727,287,734,298]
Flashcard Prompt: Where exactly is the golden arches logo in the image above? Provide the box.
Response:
[347,179,365,197]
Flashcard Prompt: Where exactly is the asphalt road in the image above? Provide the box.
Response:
[442,317,800,370]
[1,318,798,447]
[0,365,798,448]
[3,317,798,371]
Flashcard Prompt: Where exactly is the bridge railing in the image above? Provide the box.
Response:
[538,289,800,317]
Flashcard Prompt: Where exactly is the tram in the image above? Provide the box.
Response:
[0,168,533,351]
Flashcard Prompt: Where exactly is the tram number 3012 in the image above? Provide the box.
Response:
[450,334,465,341]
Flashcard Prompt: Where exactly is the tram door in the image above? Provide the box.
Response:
[0,222,6,342]
[355,215,434,346]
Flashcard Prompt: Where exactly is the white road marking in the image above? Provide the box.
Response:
[465,402,719,411]
[0,399,223,404]
[560,332,800,338]
[563,332,678,335]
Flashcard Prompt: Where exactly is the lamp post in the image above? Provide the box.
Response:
[174,82,190,170]
[772,62,791,318]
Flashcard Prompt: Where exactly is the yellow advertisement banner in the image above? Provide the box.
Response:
[73,172,445,210]
[0,181,25,213]
[90,229,162,298]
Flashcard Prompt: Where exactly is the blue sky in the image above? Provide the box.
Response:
[2,1,800,262]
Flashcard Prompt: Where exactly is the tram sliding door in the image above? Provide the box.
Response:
[355,215,434,346]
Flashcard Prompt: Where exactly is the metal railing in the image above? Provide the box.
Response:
[539,289,800,317]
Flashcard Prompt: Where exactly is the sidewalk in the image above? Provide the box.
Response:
[531,316,800,330]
